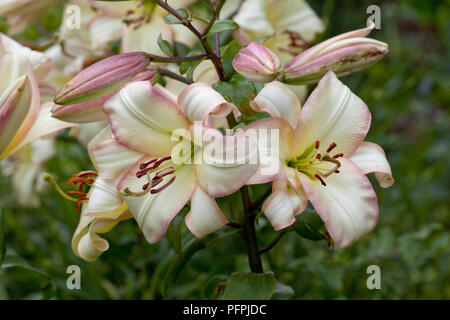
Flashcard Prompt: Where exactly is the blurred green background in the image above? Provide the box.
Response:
[0,0,448,299]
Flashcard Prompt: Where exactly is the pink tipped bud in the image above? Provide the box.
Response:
[52,64,156,123]
[232,42,281,83]
[54,52,151,106]
[282,24,388,85]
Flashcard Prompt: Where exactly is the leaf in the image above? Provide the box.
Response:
[163,9,189,25]
[271,282,294,300]
[293,209,328,241]
[0,210,4,266]
[208,20,238,35]
[179,49,205,78]
[222,272,276,300]
[157,34,174,56]
[220,39,243,77]
[203,274,228,299]
[1,253,50,278]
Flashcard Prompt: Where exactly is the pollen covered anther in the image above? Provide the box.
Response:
[326,142,337,153]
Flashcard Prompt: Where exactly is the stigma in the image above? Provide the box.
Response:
[288,140,343,186]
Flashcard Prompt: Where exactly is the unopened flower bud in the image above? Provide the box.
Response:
[232,42,281,83]
[54,52,151,106]
[282,23,388,84]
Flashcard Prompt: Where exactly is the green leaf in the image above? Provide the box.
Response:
[157,34,174,56]
[220,39,243,77]
[179,49,205,78]
[293,209,328,241]
[222,272,276,300]
[203,274,228,299]
[0,210,4,266]
[208,20,238,35]
[271,282,294,300]
[1,253,51,278]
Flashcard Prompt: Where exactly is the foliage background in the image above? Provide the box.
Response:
[0,0,448,299]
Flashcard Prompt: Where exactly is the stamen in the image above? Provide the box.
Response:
[335,170,340,173]
[142,182,149,190]
[68,190,87,197]
[76,171,98,178]
[75,197,89,213]
[43,173,78,202]
[150,176,176,194]
[333,153,344,159]
[326,142,337,153]
[139,158,157,170]
[315,153,321,160]
[314,174,326,186]
[154,166,175,179]
[315,140,320,149]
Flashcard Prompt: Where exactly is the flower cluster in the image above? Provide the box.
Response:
[0,0,394,266]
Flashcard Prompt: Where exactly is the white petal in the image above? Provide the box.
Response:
[178,83,234,123]
[193,60,220,85]
[298,158,379,248]
[262,179,308,230]
[234,0,274,39]
[250,81,301,128]
[293,72,371,158]
[350,141,395,188]
[194,125,258,197]
[119,163,197,244]
[185,186,228,238]
[103,81,190,156]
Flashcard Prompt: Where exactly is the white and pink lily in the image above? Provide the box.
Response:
[100,80,257,245]
[247,72,394,248]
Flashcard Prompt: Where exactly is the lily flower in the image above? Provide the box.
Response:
[102,81,257,244]
[234,0,324,63]
[246,72,394,248]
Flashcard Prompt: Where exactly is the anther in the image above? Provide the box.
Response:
[142,183,149,190]
[326,142,337,153]
[150,176,176,194]
[315,153,321,160]
[154,166,175,179]
[139,158,157,170]
[314,174,327,186]
[333,153,343,159]
[315,140,320,149]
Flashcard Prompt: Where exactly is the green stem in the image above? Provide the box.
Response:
[157,67,193,84]
[147,53,206,63]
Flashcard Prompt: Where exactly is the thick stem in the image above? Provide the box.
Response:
[147,53,206,63]
[241,187,263,273]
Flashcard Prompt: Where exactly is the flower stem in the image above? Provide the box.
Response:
[157,67,193,85]
[155,0,225,80]
[147,53,207,63]
[241,187,263,273]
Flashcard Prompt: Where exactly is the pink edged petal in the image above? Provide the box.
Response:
[193,125,258,197]
[103,81,190,156]
[193,60,220,85]
[178,82,234,123]
[185,186,228,238]
[298,158,379,248]
[244,117,294,185]
[88,127,142,179]
[6,102,75,157]
[119,160,197,244]
[293,71,371,158]
[350,141,395,188]
[250,81,302,129]
[262,179,308,230]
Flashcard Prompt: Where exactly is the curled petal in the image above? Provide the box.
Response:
[178,83,234,123]
[262,179,308,230]
[250,81,301,128]
[185,186,228,238]
[298,158,379,248]
[350,141,395,188]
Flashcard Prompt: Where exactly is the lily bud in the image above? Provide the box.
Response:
[282,24,388,84]
[52,64,156,124]
[54,52,151,106]
[232,42,281,83]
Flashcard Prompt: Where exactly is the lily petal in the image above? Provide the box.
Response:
[262,179,308,230]
[250,81,301,128]
[103,81,190,156]
[194,125,258,197]
[119,160,197,244]
[350,141,395,188]
[298,158,379,248]
[185,186,228,238]
[178,83,234,123]
[292,71,371,158]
